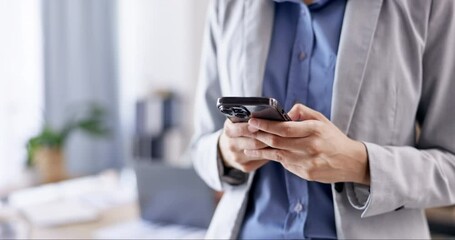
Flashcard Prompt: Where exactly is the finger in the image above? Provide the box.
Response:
[224,119,253,138]
[248,124,259,133]
[235,160,269,173]
[253,131,319,154]
[288,103,329,122]
[244,148,295,163]
[227,137,268,151]
[229,151,271,165]
[248,118,322,137]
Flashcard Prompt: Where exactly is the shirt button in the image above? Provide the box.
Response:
[294,202,303,213]
[299,52,306,61]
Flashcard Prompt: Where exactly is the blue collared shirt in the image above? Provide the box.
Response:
[239,0,346,239]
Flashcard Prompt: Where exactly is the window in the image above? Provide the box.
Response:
[0,0,43,192]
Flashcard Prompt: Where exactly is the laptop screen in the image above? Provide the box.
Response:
[133,161,215,229]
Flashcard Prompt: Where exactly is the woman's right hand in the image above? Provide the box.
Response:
[218,119,269,172]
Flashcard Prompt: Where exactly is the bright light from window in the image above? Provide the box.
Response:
[0,0,43,192]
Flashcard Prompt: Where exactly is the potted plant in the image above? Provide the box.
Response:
[26,104,109,183]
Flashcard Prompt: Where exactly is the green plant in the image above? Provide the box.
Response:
[26,104,110,167]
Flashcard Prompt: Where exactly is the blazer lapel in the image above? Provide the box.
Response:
[242,0,274,96]
[331,0,383,133]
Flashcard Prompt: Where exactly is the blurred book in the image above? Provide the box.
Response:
[135,91,178,136]
[134,91,183,161]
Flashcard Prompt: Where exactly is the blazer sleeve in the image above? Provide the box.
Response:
[189,0,246,192]
[346,0,455,218]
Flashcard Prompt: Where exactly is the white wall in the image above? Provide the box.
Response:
[117,0,210,163]
[0,0,43,192]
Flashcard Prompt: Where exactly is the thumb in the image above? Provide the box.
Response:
[288,103,328,122]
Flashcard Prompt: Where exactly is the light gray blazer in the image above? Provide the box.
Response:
[190,0,455,238]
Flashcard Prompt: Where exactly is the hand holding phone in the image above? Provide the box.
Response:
[216,97,290,174]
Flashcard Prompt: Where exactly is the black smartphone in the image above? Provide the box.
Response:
[217,97,291,123]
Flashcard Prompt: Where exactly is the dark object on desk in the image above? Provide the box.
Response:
[133,160,215,229]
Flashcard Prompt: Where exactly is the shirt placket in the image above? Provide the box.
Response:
[285,4,314,110]
[283,4,314,239]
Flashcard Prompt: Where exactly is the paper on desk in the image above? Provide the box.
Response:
[20,200,99,227]
[8,170,137,228]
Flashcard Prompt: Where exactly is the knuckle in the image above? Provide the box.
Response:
[307,140,321,155]
[227,141,236,152]
[273,149,285,162]
[280,125,291,137]
[231,154,243,163]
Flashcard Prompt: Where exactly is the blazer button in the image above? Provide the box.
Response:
[335,182,344,193]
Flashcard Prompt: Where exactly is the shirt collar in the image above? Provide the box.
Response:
[274,0,332,9]
[274,0,303,3]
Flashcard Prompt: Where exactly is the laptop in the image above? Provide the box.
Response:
[133,160,215,229]
[95,160,215,239]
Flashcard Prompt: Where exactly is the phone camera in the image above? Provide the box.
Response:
[235,113,248,119]
[220,107,233,115]
[231,106,250,119]
[219,106,250,119]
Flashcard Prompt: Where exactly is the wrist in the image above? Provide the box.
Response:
[217,136,247,185]
[218,134,233,168]
[351,140,370,185]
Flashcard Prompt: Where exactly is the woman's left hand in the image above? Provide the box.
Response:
[245,103,370,185]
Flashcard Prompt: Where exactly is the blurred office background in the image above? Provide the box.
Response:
[0,0,454,239]
[0,0,208,187]
[1,0,212,238]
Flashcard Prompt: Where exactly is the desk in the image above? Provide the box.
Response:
[5,169,207,239]
[2,170,139,239]
[30,202,139,239]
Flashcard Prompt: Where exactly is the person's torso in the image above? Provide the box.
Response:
[208,0,432,238]
[239,0,346,239]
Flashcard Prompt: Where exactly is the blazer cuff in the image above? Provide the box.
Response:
[217,147,249,186]
[358,142,407,217]
[346,182,371,210]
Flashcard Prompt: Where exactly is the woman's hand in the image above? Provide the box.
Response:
[218,119,269,173]
[244,104,370,185]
